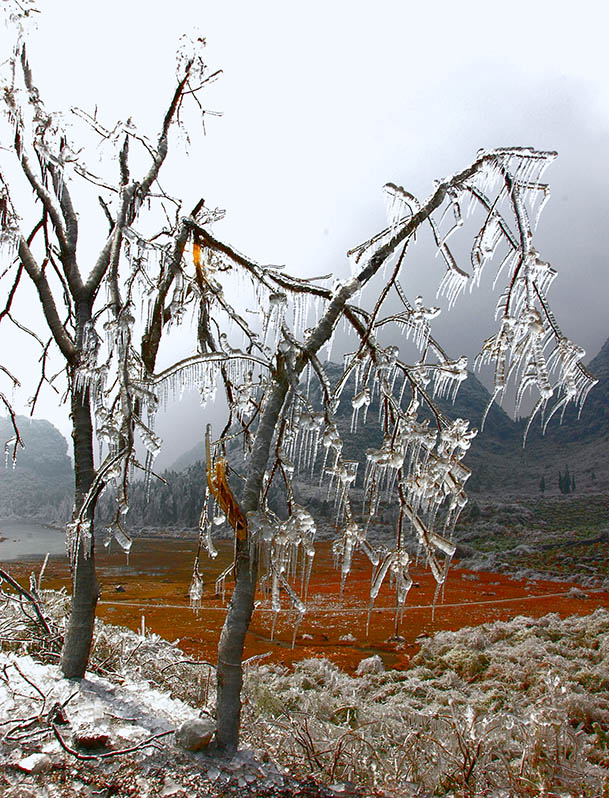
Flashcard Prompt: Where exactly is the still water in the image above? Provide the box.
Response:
[0,520,66,561]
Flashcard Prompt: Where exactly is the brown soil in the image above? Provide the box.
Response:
[8,538,609,672]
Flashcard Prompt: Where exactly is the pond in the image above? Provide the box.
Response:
[0,520,66,561]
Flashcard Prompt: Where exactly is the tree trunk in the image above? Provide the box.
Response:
[215,374,290,751]
[60,382,99,679]
[214,538,258,751]
[214,281,363,750]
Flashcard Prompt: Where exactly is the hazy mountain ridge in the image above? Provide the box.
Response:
[0,416,73,523]
[3,336,607,527]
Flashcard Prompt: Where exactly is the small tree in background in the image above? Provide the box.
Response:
[0,1,596,753]
[559,465,573,494]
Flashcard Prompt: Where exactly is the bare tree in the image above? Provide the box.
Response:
[1,3,594,755]
[0,3,222,678]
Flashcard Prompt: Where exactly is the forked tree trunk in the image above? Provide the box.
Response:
[215,375,290,751]
[60,383,99,679]
[215,283,362,751]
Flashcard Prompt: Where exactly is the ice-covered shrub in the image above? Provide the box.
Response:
[240,610,609,796]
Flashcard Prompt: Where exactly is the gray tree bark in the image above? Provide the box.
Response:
[60,372,100,679]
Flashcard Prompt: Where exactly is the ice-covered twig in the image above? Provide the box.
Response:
[52,724,174,760]
[0,569,55,639]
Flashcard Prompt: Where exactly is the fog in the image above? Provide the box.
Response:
[2,0,608,468]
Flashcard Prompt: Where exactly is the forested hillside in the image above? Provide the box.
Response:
[97,463,205,530]
[0,416,72,523]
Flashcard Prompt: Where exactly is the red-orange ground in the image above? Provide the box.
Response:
[8,538,609,672]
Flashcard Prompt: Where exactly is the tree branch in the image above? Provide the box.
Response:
[0,569,53,638]
[0,392,24,464]
[137,62,195,201]
[84,235,113,300]
[140,219,189,373]
[18,238,76,363]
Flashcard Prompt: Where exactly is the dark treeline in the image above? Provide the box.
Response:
[97,462,206,529]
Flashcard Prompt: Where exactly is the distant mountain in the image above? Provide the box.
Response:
[515,335,609,494]
[166,338,609,501]
[7,336,606,530]
[169,442,206,473]
[531,336,609,443]
[0,416,73,523]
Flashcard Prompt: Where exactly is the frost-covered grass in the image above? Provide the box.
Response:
[1,586,609,796]
[241,611,609,796]
[454,496,609,587]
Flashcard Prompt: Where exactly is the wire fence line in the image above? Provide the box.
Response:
[97,587,606,614]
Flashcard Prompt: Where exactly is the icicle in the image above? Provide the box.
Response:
[65,518,93,565]
[383,182,419,228]
[215,564,233,602]
[112,524,132,563]
[189,573,204,613]
[437,268,467,309]
[3,436,18,469]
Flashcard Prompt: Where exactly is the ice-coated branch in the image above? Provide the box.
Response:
[84,236,113,301]
[233,149,590,623]
[138,58,210,201]
[349,153,490,279]
[0,262,23,325]
[0,390,24,465]
[19,46,79,250]
[13,145,73,271]
[0,569,54,638]
[17,238,76,362]
[194,226,332,301]
[140,219,189,373]
[5,48,82,297]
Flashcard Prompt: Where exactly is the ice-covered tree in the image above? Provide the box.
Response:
[1,2,595,754]
[0,2,223,678]
[199,143,595,748]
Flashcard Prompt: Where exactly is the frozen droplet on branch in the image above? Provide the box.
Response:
[189,573,204,612]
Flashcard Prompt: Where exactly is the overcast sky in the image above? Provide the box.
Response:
[2,0,609,464]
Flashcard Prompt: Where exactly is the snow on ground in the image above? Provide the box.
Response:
[0,649,294,797]
[0,591,360,797]
[0,649,198,745]
[0,643,354,796]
